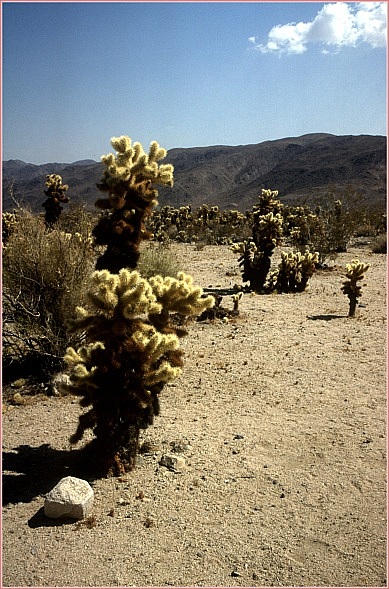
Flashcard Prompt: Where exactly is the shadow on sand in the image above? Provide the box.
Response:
[2,442,104,526]
[307,314,346,321]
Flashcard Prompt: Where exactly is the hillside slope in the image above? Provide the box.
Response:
[2,133,386,212]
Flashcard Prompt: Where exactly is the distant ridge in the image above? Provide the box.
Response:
[2,133,386,212]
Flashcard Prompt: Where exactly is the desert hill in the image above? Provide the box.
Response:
[2,133,386,213]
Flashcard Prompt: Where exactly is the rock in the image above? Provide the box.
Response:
[44,476,94,519]
[51,373,71,396]
[11,378,26,389]
[170,440,191,453]
[159,453,186,471]
[12,393,25,406]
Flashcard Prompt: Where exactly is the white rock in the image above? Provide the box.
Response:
[51,373,71,396]
[159,453,186,471]
[44,476,94,519]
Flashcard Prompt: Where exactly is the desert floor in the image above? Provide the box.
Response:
[2,242,387,588]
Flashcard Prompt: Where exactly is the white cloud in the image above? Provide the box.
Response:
[250,2,387,55]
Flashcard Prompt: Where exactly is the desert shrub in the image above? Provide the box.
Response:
[2,210,96,381]
[57,203,96,238]
[371,233,387,254]
[138,241,183,279]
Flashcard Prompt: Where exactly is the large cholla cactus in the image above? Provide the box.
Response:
[64,134,215,475]
[273,250,319,293]
[341,259,370,317]
[42,174,69,228]
[93,136,174,272]
[65,268,214,476]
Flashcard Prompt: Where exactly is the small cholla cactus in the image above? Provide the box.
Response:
[42,174,69,228]
[274,250,319,293]
[341,259,370,317]
[93,136,174,272]
[2,211,18,244]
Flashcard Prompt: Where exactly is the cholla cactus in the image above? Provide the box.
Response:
[65,135,214,475]
[93,136,174,272]
[42,174,69,228]
[341,259,370,317]
[275,250,318,293]
[65,267,214,475]
[230,240,258,285]
[253,188,283,217]
[232,190,283,292]
[2,211,18,244]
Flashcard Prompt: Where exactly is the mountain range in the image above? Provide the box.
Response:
[2,133,386,213]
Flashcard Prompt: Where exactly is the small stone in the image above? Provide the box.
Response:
[234,434,244,440]
[12,392,25,406]
[44,476,94,519]
[231,570,242,577]
[11,378,26,389]
[51,373,71,396]
[159,454,186,471]
[170,440,190,453]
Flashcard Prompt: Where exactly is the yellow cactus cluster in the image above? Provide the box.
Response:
[230,240,257,258]
[85,268,162,318]
[65,266,214,415]
[257,212,283,246]
[255,189,283,216]
[149,271,214,317]
[275,249,319,292]
[100,135,174,204]
[45,173,69,195]
[2,211,18,244]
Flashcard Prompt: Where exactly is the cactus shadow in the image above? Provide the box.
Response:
[307,314,346,321]
[203,287,240,296]
[2,442,101,508]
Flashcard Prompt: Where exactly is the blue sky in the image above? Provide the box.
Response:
[2,1,387,164]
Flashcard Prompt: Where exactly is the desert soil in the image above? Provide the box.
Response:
[2,242,387,588]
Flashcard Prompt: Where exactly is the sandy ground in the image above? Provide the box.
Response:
[2,242,387,588]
